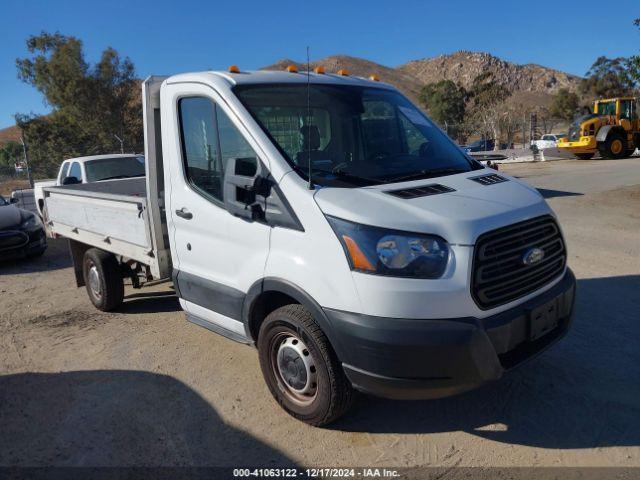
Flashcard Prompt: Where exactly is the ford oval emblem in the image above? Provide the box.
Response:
[522,247,545,266]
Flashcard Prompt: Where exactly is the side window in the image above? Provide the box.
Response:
[178,97,259,203]
[620,100,633,120]
[68,162,81,181]
[179,97,223,201]
[216,106,258,173]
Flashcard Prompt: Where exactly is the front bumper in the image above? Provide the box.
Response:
[0,228,47,261]
[324,269,576,400]
[558,136,596,153]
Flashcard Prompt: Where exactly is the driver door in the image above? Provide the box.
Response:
[162,82,271,336]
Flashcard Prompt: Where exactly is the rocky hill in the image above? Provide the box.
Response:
[263,55,425,101]
[398,51,580,94]
[263,51,581,108]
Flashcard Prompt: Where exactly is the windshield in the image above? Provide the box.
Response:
[84,156,145,182]
[597,101,616,116]
[0,195,7,206]
[235,84,479,187]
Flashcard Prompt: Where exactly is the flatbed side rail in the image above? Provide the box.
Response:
[44,186,162,277]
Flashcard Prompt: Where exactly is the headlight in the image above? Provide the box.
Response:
[21,213,42,230]
[326,216,449,279]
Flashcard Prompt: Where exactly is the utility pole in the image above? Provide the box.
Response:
[20,134,34,188]
[114,134,124,154]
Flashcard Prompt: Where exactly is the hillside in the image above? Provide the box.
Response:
[263,55,425,103]
[398,51,580,94]
[263,51,582,109]
[0,125,21,145]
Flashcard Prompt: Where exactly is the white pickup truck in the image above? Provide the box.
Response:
[34,153,145,217]
[530,133,566,151]
[44,71,576,426]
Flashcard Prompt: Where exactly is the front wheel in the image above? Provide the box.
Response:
[598,132,626,159]
[574,153,595,160]
[257,304,354,426]
[82,248,124,311]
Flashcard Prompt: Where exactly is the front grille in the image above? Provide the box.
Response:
[0,231,29,251]
[472,216,566,309]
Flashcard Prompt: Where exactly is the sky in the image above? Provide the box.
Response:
[1,0,639,129]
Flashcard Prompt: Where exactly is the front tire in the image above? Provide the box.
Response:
[257,304,354,426]
[598,132,626,159]
[574,153,595,160]
[82,248,124,311]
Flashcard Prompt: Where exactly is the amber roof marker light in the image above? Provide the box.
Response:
[228,65,240,73]
[286,65,299,73]
[314,66,325,74]
[369,74,380,81]
[337,69,349,76]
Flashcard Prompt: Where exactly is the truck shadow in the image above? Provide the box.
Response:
[120,290,181,314]
[335,275,640,449]
[0,370,297,467]
[536,188,583,199]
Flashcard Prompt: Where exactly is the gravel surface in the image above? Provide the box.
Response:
[1,158,639,470]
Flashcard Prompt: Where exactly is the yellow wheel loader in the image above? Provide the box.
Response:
[558,97,639,160]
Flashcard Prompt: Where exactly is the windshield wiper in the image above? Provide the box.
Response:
[328,168,383,185]
[384,168,466,183]
[290,164,382,186]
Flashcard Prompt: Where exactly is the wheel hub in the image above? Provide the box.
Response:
[88,264,102,300]
[274,335,317,403]
[612,139,623,154]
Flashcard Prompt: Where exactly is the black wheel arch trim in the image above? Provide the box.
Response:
[242,277,348,361]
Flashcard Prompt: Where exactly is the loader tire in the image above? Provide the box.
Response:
[598,132,626,159]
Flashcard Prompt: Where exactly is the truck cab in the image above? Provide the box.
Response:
[44,68,576,426]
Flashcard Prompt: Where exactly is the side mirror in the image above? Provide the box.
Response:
[223,157,269,221]
[62,176,81,185]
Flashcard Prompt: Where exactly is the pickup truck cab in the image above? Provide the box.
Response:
[43,69,576,426]
[34,153,145,216]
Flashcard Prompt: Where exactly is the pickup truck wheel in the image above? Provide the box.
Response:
[82,248,124,311]
[574,153,594,160]
[257,304,354,426]
[599,132,626,159]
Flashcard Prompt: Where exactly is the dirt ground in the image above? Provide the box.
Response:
[1,158,639,473]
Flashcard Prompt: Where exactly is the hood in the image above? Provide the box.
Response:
[0,205,25,230]
[314,170,551,245]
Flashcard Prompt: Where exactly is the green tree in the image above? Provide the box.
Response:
[466,72,512,150]
[579,56,634,99]
[468,72,511,109]
[15,32,142,174]
[0,141,23,168]
[419,80,467,130]
[628,19,640,90]
[549,88,580,121]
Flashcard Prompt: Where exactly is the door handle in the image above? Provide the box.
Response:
[175,207,193,220]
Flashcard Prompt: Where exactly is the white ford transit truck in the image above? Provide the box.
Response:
[43,69,576,426]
